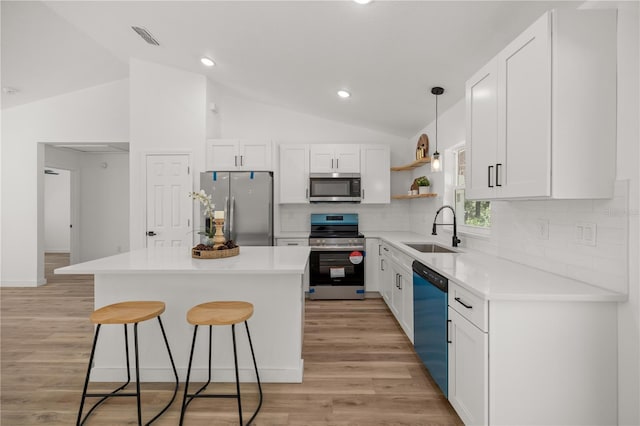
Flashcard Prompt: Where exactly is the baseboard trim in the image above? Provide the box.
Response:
[89,361,304,384]
[1,279,46,287]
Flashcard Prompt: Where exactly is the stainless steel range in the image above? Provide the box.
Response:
[308,214,365,300]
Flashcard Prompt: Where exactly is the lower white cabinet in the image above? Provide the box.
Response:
[275,238,308,246]
[382,244,414,342]
[446,281,617,425]
[448,306,488,426]
[380,243,392,305]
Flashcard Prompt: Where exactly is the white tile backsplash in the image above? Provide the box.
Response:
[460,180,630,294]
[278,202,411,235]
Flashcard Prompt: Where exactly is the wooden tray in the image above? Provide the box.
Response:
[192,246,240,259]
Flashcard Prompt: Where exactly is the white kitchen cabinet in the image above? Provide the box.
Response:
[275,238,308,246]
[206,139,273,171]
[393,261,413,341]
[309,144,360,173]
[445,279,617,425]
[390,262,403,319]
[380,243,392,305]
[365,238,381,293]
[448,306,488,426]
[278,144,310,204]
[466,9,617,200]
[466,58,499,200]
[360,144,390,204]
[383,244,414,342]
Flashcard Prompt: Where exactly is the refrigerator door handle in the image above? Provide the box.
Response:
[224,196,230,237]
[230,196,235,241]
[268,201,273,244]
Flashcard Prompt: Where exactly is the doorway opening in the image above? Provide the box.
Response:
[39,142,129,284]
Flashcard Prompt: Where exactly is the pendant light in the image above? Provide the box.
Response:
[430,86,444,172]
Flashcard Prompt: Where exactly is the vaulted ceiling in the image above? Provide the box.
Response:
[2,1,582,138]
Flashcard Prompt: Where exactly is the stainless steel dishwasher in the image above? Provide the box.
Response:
[412,260,448,397]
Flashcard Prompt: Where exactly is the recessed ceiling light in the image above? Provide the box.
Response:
[354,0,372,4]
[200,57,215,67]
[337,90,351,99]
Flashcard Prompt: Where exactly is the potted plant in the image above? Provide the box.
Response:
[189,190,216,244]
[415,176,430,194]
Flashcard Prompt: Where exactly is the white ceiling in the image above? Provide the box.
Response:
[1,0,583,138]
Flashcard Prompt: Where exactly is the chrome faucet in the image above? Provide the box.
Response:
[432,205,461,247]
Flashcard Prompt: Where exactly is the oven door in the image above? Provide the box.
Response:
[309,249,365,286]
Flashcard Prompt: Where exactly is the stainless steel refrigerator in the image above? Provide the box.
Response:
[200,172,273,246]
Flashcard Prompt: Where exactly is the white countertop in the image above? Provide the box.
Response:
[55,246,311,275]
[367,231,626,303]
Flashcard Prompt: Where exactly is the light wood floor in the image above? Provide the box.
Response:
[1,253,462,425]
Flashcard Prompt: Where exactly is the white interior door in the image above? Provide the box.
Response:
[145,154,192,247]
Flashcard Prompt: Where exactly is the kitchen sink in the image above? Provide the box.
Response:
[403,243,457,253]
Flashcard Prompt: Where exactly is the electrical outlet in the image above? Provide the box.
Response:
[536,219,549,240]
[575,222,597,246]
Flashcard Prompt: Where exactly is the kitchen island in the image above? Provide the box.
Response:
[56,246,310,383]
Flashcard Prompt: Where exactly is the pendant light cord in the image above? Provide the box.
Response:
[430,86,444,155]
[435,94,438,154]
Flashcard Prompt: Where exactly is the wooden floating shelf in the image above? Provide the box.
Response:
[390,157,431,172]
[391,193,438,200]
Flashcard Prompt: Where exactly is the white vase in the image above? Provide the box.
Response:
[418,186,430,194]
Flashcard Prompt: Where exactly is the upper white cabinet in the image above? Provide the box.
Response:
[466,59,499,200]
[279,144,310,204]
[360,144,390,204]
[466,9,617,200]
[309,144,360,173]
[278,143,390,204]
[206,139,273,171]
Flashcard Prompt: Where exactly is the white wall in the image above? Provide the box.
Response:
[1,79,129,286]
[407,6,639,423]
[78,153,129,261]
[44,168,70,252]
[129,59,207,251]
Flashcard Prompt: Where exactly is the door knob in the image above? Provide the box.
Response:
[146,231,157,236]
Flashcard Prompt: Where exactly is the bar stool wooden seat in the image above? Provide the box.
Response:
[179,301,263,426]
[77,301,179,426]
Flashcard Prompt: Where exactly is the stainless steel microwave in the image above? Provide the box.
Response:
[309,173,361,202]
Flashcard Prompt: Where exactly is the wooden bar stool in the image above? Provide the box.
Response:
[179,301,263,426]
[77,301,179,426]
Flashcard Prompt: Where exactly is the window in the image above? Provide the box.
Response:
[453,147,491,229]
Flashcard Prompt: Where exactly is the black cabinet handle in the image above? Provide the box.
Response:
[455,297,473,309]
[447,319,452,343]
[146,231,157,236]
[488,165,494,188]
[496,163,502,187]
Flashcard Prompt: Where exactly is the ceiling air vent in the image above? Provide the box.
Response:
[131,26,160,46]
